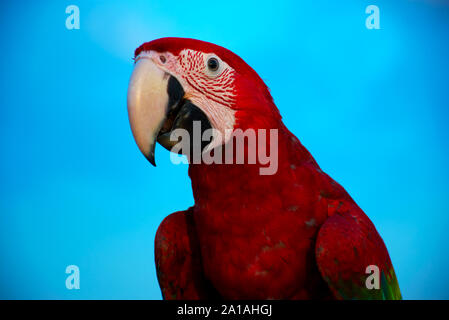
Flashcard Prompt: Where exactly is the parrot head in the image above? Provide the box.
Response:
[127,37,281,165]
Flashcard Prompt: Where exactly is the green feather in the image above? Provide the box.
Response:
[330,267,402,300]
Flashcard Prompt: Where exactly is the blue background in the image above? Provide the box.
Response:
[0,0,448,299]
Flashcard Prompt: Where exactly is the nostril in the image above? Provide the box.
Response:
[160,55,166,63]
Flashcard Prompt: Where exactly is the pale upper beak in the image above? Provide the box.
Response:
[127,57,171,165]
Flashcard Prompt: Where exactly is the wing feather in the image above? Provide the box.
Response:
[315,203,401,300]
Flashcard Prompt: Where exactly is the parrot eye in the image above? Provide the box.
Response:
[159,55,166,63]
[207,57,219,72]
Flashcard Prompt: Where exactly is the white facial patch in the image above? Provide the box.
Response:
[178,49,237,151]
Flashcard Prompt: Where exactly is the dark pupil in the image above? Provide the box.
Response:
[208,58,219,71]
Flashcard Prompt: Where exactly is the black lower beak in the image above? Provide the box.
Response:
[154,76,212,165]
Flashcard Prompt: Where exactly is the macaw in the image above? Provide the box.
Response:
[127,37,401,300]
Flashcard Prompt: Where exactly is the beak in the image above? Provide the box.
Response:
[127,56,212,166]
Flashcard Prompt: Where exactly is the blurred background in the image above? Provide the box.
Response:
[0,0,448,299]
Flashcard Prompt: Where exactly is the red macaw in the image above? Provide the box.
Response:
[127,37,401,300]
